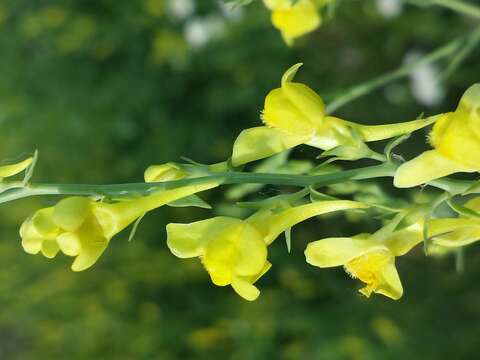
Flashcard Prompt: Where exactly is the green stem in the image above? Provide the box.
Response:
[0,162,474,205]
[0,163,395,204]
[431,0,480,20]
[326,33,465,114]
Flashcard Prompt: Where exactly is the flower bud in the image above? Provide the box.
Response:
[394,84,480,188]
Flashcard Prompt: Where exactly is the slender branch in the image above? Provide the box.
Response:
[431,0,480,20]
[326,33,465,114]
[440,26,480,79]
[0,162,474,205]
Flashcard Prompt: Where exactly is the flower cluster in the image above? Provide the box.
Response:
[232,64,437,166]
[11,63,480,302]
[19,163,217,271]
[167,199,367,300]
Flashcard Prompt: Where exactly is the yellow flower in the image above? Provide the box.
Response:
[232,64,437,166]
[167,200,367,300]
[428,197,480,247]
[305,221,424,299]
[394,84,480,188]
[0,156,32,180]
[20,163,217,271]
[144,163,186,182]
[263,0,324,45]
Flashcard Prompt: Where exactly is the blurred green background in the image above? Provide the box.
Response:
[1,0,479,359]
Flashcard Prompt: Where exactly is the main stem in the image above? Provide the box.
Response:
[0,162,473,205]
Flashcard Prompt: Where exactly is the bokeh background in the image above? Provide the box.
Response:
[1,0,479,359]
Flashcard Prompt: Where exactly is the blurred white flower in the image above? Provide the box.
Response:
[167,0,195,20]
[376,0,403,18]
[404,51,445,107]
[184,16,225,48]
[217,0,244,21]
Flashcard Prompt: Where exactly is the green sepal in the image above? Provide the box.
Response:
[384,134,411,162]
[285,227,292,253]
[128,214,146,242]
[23,149,39,185]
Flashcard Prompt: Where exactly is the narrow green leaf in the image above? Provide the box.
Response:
[23,149,39,185]
[167,194,212,209]
[285,227,292,253]
[455,248,465,273]
[309,186,338,202]
[128,214,145,242]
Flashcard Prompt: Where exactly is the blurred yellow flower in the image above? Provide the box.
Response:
[305,221,424,299]
[263,0,324,45]
[20,163,217,271]
[232,64,437,166]
[167,200,367,300]
[428,197,480,247]
[394,84,480,188]
[0,156,32,180]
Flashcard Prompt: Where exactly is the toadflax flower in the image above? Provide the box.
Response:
[428,197,480,248]
[394,84,480,188]
[305,220,424,299]
[20,163,217,271]
[263,0,326,45]
[167,200,367,301]
[0,156,32,180]
[232,63,437,166]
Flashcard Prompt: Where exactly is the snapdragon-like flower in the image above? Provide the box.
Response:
[232,64,437,166]
[428,197,480,248]
[20,163,217,271]
[0,156,32,180]
[263,0,324,45]
[305,220,424,299]
[394,84,480,188]
[167,200,367,300]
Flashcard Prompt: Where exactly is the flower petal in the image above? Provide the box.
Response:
[144,163,185,182]
[375,259,403,300]
[53,197,91,232]
[465,197,480,212]
[41,239,60,259]
[234,225,267,276]
[57,232,82,256]
[394,150,473,188]
[231,276,260,301]
[166,217,241,258]
[231,126,306,166]
[428,218,480,247]
[21,236,43,255]
[305,236,379,268]
[263,88,318,136]
[282,82,325,124]
[271,0,321,45]
[30,207,58,236]
[457,83,480,113]
[385,222,424,256]
[71,239,108,271]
